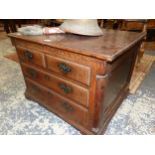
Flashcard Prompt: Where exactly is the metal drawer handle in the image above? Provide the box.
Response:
[58,63,71,74]
[24,50,33,61]
[27,68,37,78]
[59,83,72,94]
[61,102,74,113]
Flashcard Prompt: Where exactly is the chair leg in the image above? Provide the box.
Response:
[137,22,147,65]
[9,20,17,32]
[100,19,104,28]
[3,20,10,33]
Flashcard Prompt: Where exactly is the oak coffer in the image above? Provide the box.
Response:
[8,29,145,134]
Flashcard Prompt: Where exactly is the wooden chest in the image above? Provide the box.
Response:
[9,29,145,134]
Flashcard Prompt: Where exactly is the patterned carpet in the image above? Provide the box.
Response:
[0,38,155,135]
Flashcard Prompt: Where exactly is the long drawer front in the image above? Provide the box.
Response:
[25,79,88,126]
[21,64,89,107]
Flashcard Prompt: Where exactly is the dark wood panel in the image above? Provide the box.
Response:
[93,44,139,132]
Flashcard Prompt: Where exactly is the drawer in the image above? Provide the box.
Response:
[25,79,88,126]
[46,55,91,85]
[22,64,89,107]
[17,47,45,68]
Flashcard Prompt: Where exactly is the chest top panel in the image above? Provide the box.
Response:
[8,29,145,62]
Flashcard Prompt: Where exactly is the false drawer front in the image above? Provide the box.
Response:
[16,47,45,68]
[22,64,89,107]
[25,79,88,126]
[46,55,91,86]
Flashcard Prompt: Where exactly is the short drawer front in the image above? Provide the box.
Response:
[22,64,89,107]
[26,79,88,126]
[46,55,91,86]
[17,47,45,67]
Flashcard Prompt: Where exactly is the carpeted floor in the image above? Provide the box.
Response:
[0,38,16,57]
[0,38,155,135]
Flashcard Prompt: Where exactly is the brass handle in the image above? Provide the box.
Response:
[24,50,33,61]
[59,83,72,94]
[61,102,74,113]
[27,68,37,78]
[58,63,71,74]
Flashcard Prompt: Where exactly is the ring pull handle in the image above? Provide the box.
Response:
[58,63,71,74]
[27,68,37,78]
[61,102,74,113]
[59,83,72,94]
[24,50,33,61]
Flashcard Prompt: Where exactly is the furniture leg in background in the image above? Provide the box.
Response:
[2,19,21,33]
[120,20,147,66]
